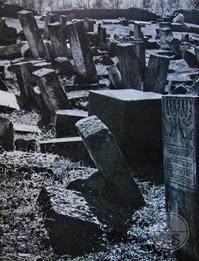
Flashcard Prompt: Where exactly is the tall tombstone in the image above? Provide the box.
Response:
[159,28,174,50]
[67,21,98,83]
[162,95,199,261]
[32,68,69,122]
[18,10,47,58]
[132,40,146,79]
[134,22,144,40]
[48,22,68,59]
[84,18,95,32]
[44,12,60,39]
[144,54,170,94]
[117,43,142,90]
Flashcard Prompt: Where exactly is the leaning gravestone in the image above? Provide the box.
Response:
[76,115,144,209]
[162,95,199,261]
[66,21,98,83]
[18,10,47,58]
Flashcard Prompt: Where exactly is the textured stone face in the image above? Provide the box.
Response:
[76,115,145,210]
[0,117,13,151]
[18,11,47,59]
[162,95,199,261]
[66,21,98,83]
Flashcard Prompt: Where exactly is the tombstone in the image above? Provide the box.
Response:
[0,17,17,45]
[0,90,20,111]
[144,54,170,94]
[54,57,74,76]
[55,109,88,138]
[132,40,146,79]
[18,10,47,58]
[99,27,107,45]
[134,22,144,40]
[48,22,68,59]
[0,117,14,151]
[195,46,199,63]
[40,137,89,163]
[184,48,199,68]
[66,21,98,84]
[84,18,95,32]
[60,15,68,26]
[162,95,199,261]
[88,89,163,169]
[107,64,122,89]
[32,68,69,122]
[44,12,60,39]
[159,28,174,50]
[173,13,184,24]
[0,43,24,60]
[76,115,144,209]
[117,43,142,90]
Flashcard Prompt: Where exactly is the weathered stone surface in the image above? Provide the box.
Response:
[48,22,68,59]
[117,43,142,90]
[40,137,90,163]
[0,18,17,45]
[38,186,132,256]
[76,115,144,209]
[13,123,41,134]
[55,109,88,138]
[162,95,199,261]
[144,54,170,94]
[134,22,144,40]
[32,68,69,122]
[0,43,24,59]
[159,27,174,50]
[184,48,199,68]
[84,18,95,32]
[0,90,20,111]
[132,40,146,79]
[54,57,74,76]
[195,46,199,63]
[88,90,163,168]
[18,10,47,58]
[107,64,122,89]
[67,21,98,83]
[15,139,37,152]
[0,117,13,151]
[44,12,60,39]
[173,13,184,24]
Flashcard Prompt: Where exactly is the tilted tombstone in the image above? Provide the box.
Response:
[144,54,170,94]
[66,21,98,83]
[32,68,69,122]
[117,43,142,90]
[18,10,47,58]
[76,115,145,209]
[48,22,69,59]
[162,95,199,261]
[134,22,144,40]
[43,12,60,39]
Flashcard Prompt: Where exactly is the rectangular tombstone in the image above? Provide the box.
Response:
[76,116,144,209]
[0,117,13,151]
[0,90,20,111]
[117,43,142,90]
[48,22,69,59]
[144,54,170,94]
[89,89,162,169]
[162,95,199,261]
[66,21,98,83]
[18,11,47,58]
[32,68,69,122]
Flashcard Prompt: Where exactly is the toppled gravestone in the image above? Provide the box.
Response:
[0,117,14,151]
[38,116,144,256]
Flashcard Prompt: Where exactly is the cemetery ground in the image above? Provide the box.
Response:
[0,8,199,261]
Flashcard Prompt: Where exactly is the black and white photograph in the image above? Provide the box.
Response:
[0,0,199,260]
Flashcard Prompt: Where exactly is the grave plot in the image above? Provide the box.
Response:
[0,5,198,261]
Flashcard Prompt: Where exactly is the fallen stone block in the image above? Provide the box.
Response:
[40,137,90,163]
[107,64,122,89]
[55,109,88,138]
[76,116,144,209]
[0,90,20,111]
[13,123,41,134]
[0,117,13,151]
[38,186,132,256]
